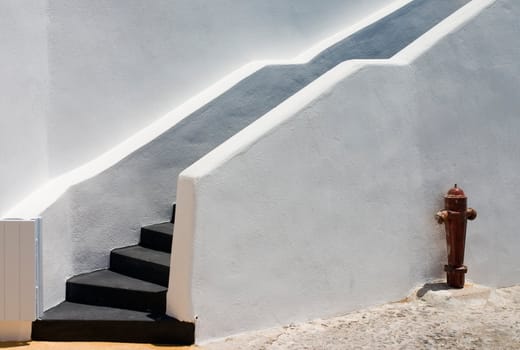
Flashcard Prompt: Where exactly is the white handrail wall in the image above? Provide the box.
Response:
[168,0,513,342]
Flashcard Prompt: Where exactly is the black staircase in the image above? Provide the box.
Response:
[32,204,194,344]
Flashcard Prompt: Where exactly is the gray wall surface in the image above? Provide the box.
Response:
[37,0,468,310]
[45,0,393,175]
[0,0,49,216]
[31,0,397,309]
[168,0,520,341]
[0,0,395,218]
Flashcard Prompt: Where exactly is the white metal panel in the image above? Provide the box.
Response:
[0,220,36,321]
[19,221,36,320]
[0,222,5,320]
[4,221,20,320]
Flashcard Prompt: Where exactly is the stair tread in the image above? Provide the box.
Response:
[142,222,173,236]
[40,301,166,321]
[140,222,174,253]
[68,269,166,293]
[112,245,170,267]
[34,302,195,344]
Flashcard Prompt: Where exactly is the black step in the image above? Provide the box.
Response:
[32,302,194,344]
[140,222,174,253]
[66,269,167,313]
[110,245,170,287]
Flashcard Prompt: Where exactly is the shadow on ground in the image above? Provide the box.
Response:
[0,343,30,349]
[416,282,454,298]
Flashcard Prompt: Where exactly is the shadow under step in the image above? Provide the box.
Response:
[66,269,166,313]
[140,222,174,253]
[110,245,170,287]
[32,301,194,344]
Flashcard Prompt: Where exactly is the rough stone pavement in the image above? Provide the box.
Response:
[2,284,519,350]
[204,284,520,350]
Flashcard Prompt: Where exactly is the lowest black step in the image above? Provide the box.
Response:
[66,269,167,313]
[140,222,174,253]
[32,301,194,344]
[110,245,170,287]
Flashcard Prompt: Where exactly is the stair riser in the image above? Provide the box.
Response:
[171,203,176,223]
[140,228,172,253]
[66,283,166,313]
[32,320,194,344]
[110,252,169,287]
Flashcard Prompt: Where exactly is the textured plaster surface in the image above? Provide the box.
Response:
[171,0,520,341]
[1,0,395,217]
[0,0,49,216]
[38,0,466,311]
[45,0,393,175]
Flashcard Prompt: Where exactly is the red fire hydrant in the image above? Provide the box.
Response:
[435,184,477,288]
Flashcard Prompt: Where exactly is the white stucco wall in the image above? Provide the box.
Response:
[168,0,520,341]
[45,0,393,176]
[15,0,404,311]
[1,0,395,218]
[0,0,49,217]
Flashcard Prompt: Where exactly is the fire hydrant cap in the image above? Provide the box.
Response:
[446,184,465,197]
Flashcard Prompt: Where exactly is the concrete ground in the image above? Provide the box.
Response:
[2,283,519,350]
